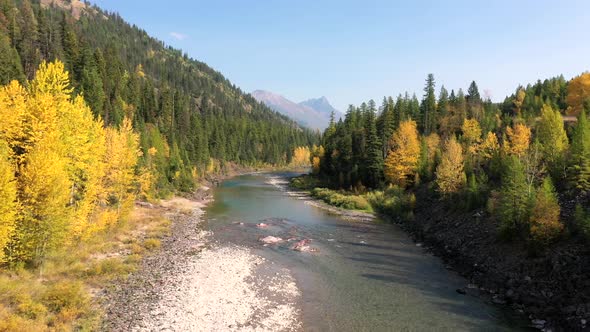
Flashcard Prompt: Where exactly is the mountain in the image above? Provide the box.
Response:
[299,96,340,117]
[251,90,340,130]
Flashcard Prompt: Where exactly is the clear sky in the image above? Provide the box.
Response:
[91,0,590,111]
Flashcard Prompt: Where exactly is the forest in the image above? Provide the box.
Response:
[0,0,320,265]
[312,72,590,245]
[0,0,318,194]
[0,1,318,328]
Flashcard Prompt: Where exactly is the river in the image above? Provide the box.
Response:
[204,172,528,331]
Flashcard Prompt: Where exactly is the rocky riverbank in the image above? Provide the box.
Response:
[287,175,589,331]
[401,187,590,331]
[102,189,302,331]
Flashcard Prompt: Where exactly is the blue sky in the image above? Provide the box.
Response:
[91,0,590,111]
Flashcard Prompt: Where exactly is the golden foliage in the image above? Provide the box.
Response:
[566,72,590,116]
[461,118,482,144]
[0,141,17,264]
[291,146,311,167]
[0,61,141,265]
[384,120,421,187]
[505,123,531,157]
[312,157,321,174]
[530,178,563,243]
[436,137,466,194]
[480,132,500,160]
[425,133,440,162]
[103,118,140,217]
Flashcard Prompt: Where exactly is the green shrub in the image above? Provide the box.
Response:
[366,186,415,220]
[310,188,371,211]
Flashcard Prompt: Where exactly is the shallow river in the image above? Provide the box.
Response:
[204,172,528,331]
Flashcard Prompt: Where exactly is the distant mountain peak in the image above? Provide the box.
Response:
[299,96,340,117]
[251,90,339,130]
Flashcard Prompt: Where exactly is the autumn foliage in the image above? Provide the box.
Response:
[0,61,142,266]
[436,137,466,195]
[384,120,421,187]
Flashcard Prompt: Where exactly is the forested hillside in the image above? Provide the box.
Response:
[0,0,318,194]
[0,1,318,328]
[301,72,590,328]
[315,72,589,240]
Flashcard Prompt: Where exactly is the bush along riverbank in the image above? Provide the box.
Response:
[291,174,590,331]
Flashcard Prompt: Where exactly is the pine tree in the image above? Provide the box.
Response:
[421,74,436,134]
[499,156,529,237]
[570,110,590,192]
[537,104,568,177]
[364,104,383,187]
[0,34,25,84]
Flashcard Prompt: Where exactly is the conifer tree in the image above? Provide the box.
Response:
[570,110,590,192]
[499,156,529,237]
[364,103,383,187]
[537,104,568,177]
[421,74,436,134]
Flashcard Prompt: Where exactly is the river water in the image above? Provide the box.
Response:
[204,172,528,331]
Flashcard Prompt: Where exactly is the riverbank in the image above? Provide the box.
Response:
[103,186,302,331]
[288,174,590,331]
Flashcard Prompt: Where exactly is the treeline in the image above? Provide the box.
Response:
[317,72,590,245]
[0,0,318,195]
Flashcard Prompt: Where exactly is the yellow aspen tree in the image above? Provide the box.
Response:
[480,132,500,160]
[461,118,482,146]
[0,81,27,159]
[384,120,421,187]
[505,123,531,157]
[425,133,440,163]
[58,96,107,238]
[102,117,140,223]
[566,72,590,116]
[312,156,321,174]
[0,141,17,264]
[12,145,71,266]
[291,146,311,167]
[436,137,466,194]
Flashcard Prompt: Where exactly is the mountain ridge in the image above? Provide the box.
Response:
[251,90,341,130]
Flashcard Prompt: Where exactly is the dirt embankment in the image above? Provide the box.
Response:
[397,188,590,331]
[102,189,302,331]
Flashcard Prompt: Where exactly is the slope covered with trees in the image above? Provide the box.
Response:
[0,0,318,194]
[0,1,318,328]
[306,71,590,328]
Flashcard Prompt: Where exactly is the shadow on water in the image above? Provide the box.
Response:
[205,173,531,331]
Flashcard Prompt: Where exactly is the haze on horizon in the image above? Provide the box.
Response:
[91,0,590,111]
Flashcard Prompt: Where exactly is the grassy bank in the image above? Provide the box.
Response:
[0,203,173,331]
[290,174,415,218]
